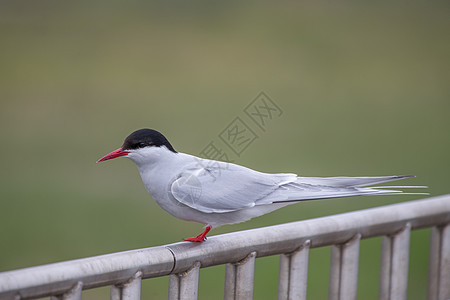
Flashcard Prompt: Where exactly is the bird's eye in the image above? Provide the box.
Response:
[137,142,146,148]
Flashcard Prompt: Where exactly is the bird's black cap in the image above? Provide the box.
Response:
[122,129,177,153]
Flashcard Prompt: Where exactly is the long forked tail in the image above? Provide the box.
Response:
[268,175,428,204]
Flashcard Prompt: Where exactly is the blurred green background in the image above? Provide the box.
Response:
[1,1,449,299]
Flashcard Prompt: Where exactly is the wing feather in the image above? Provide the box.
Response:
[170,160,296,213]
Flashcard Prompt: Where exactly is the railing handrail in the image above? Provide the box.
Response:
[1,194,449,299]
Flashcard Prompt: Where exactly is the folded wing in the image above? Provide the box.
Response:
[170,160,297,213]
[171,160,426,213]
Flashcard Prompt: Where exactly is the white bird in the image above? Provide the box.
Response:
[97,129,426,242]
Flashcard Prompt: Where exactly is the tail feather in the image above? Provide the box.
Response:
[295,175,415,187]
[370,185,428,189]
[258,175,427,205]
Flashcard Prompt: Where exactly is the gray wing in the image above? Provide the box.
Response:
[170,160,297,213]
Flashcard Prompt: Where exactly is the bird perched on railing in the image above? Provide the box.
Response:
[97,129,426,242]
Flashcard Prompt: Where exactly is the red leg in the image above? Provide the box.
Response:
[183,225,212,242]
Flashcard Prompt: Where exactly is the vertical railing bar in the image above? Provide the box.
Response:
[224,263,236,300]
[328,244,342,300]
[438,223,450,300]
[179,262,201,300]
[289,240,311,300]
[110,285,121,300]
[390,222,411,299]
[277,253,290,300]
[168,261,201,300]
[379,235,392,299]
[328,234,361,300]
[168,274,180,300]
[50,281,83,300]
[224,252,256,300]
[378,222,411,300]
[110,271,142,300]
[62,281,83,300]
[427,226,441,300]
[277,240,310,300]
[235,252,256,300]
[339,233,361,300]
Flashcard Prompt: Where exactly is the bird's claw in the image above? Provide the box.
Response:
[183,226,211,242]
[183,235,207,242]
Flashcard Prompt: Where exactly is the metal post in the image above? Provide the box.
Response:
[428,226,441,300]
[168,262,201,300]
[438,223,450,300]
[110,271,142,300]
[379,223,411,300]
[224,252,256,300]
[277,240,310,300]
[379,234,392,300]
[50,281,83,300]
[428,223,450,300]
[328,234,361,300]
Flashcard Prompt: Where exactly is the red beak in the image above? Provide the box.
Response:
[97,148,129,163]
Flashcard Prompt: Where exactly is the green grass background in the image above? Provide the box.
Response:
[1,1,449,299]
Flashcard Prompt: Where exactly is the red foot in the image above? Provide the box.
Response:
[183,226,211,242]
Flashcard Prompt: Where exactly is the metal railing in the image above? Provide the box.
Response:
[0,194,449,300]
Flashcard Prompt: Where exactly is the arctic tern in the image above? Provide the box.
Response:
[97,128,425,242]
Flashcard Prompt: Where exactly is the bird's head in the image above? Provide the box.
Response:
[97,129,177,165]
